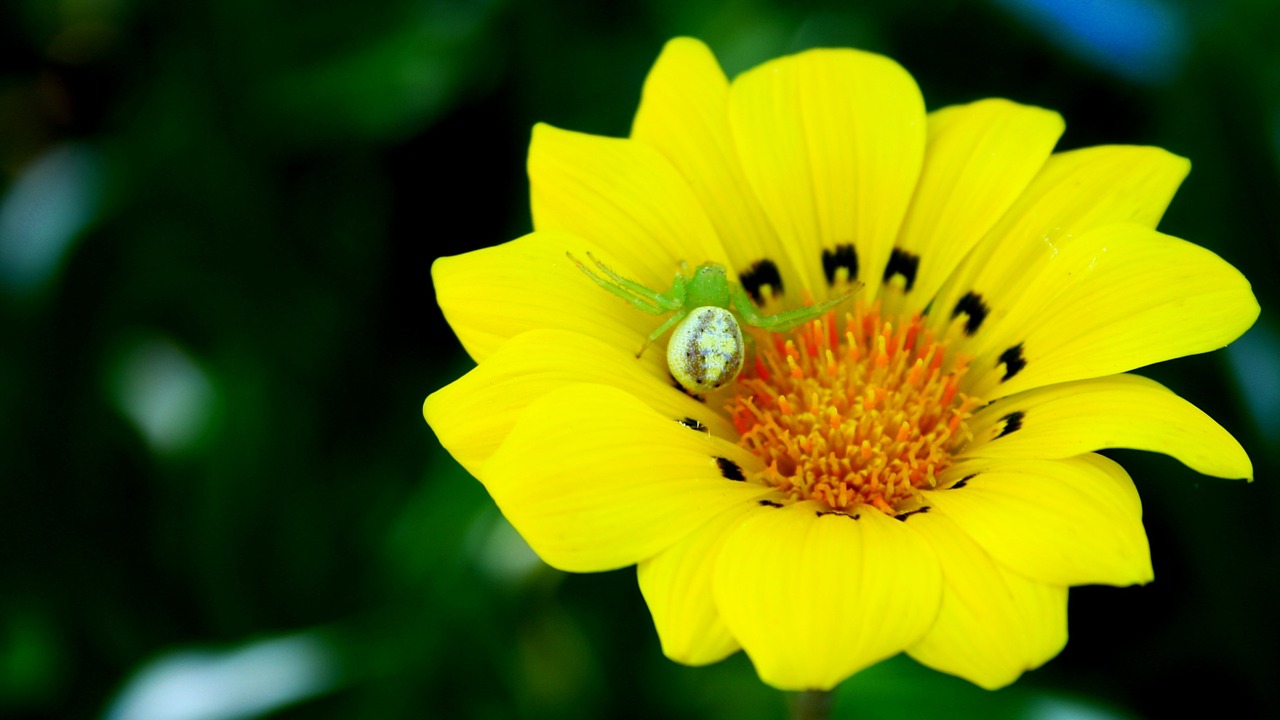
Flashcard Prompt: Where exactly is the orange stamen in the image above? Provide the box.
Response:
[730,301,979,514]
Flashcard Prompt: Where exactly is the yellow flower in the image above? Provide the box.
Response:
[423,38,1258,691]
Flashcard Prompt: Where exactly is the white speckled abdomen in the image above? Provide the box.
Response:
[667,306,745,394]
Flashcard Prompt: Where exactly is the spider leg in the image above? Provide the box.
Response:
[732,282,862,331]
[566,252,676,315]
[595,253,688,311]
[666,271,686,308]
[580,252,685,312]
[636,309,689,358]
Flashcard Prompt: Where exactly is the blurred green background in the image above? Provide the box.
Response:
[2,0,1278,718]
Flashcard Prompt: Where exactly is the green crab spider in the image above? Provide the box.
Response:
[566,252,860,394]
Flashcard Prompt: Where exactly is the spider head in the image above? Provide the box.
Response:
[685,263,732,309]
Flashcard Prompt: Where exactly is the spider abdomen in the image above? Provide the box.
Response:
[668,306,744,394]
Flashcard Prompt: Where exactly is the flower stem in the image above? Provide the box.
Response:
[790,690,832,720]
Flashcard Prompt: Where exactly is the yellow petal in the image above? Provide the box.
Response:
[887,99,1063,317]
[637,497,782,666]
[929,145,1190,344]
[528,123,730,285]
[480,384,772,573]
[713,501,942,690]
[631,37,798,310]
[904,511,1067,690]
[962,374,1252,480]
[728,48,926,301]
[425,328,736,475]
[432,230,679,363]
[924,455,1152,587]
[959,223,1259,398]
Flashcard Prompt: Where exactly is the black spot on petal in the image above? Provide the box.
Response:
[815,510,860,520]
[715,457,746,481]
[951,473,978,489]
[821,244,858,286]
[739,259,784,305]
[758,499,783,508]
[996,410,1025,439]
[895,507,930,521]
[678,417,709,433]
[883,248,920,291]
[998,343,1027,381]
[951,291,989,335]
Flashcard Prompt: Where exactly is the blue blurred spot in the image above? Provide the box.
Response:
[112,338,217,456]
[467,509,546,586]
[1026,695,1132,720]
[991,0,1189,83]
[102,632,338,720]
[1226,323,1280,443]
[0,144,102,296]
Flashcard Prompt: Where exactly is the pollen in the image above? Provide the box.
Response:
[731,302,979,515]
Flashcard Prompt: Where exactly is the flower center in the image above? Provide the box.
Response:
[730,302,978,515]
